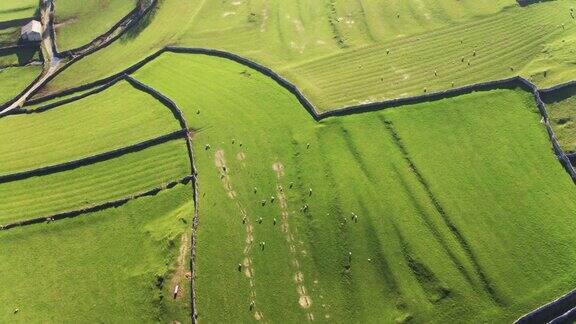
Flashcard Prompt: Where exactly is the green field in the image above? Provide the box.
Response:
[546,94,576,153]
[0,80,181,175]
[36,0,576,112]
[0,183,193,323]
[0,0,37,21]
[132,53,576,322]
[2,0,576,322]
[0,0,37,47]
[0,139,190,224]
[54,0,136,52]
[0,65,40,104]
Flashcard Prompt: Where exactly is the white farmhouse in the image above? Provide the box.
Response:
[20,20,42,42]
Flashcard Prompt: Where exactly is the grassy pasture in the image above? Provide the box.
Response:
[0,0,38,47]
[0,0,37,22]
[550,97,576,152]
[37,0,576,112]
[545,92,576,153]
[180,0,514,63]
[0,65,40,105]
[285,0,576,109]
[0,139,190,224]
[0,183,193,323]
[0,80,181,175]
[54,0,136,52]
[23,83,106,110]
[38,0,200,96]
[133,53,576,322]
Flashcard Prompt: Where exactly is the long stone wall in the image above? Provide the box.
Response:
[2,45,576,322]
[21,75,125,113]
[516,289,576,323]
[0,175,192,230]
[124,75,200,323]
[0,129,186,184]
[0,0,158,113]
[549,306,576,324]
[57,0,158,59]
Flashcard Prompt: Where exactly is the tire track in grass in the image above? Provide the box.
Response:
[313,126,362,320]
[380,116,505,307]
[214,149,264,321]
[392,222,451,304]
[355,0,377,43]
[356,199,404,302]
[273,161,315,321]
[391,164,476,287]
[338,123,376,183]
[325,0,347,48]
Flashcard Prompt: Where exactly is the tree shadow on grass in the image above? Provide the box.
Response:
[119,0,159,44]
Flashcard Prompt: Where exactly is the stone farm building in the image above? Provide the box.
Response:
[21,20,42,42]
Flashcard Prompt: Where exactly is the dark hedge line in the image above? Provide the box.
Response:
[0,129,186,184]
[0,175,192,231]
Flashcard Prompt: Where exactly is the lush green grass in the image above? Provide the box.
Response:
[0,0,37,21]
[38,0,200,97]
[54,0,136,51]
[0,139,190,224]
[0,183,193,323]
[23,84,100,110]
[37,0,576,111]
[0,80,181,175]
[0,0,38,46]
[285,0,576,109]
[0,65,41,105]
[546,95,576,153]
[133,53,576,322]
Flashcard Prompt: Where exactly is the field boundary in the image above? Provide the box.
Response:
[0,0,157,112]
[568,153,575,165]
[515,288,576,323]
[14,74,125,114]
[55,0,158,59]
[0,175,192,231]
[124,75,200,322]
[550,306,576,323]
[2,46,576,322]
[11,46,574,183]
[0,129,186,183]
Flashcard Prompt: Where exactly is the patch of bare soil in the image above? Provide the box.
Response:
[54,17,78,29]
[273,161,314,319]
[214,150,264,320]
[272,161,285,179]
[170,234,190,299]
